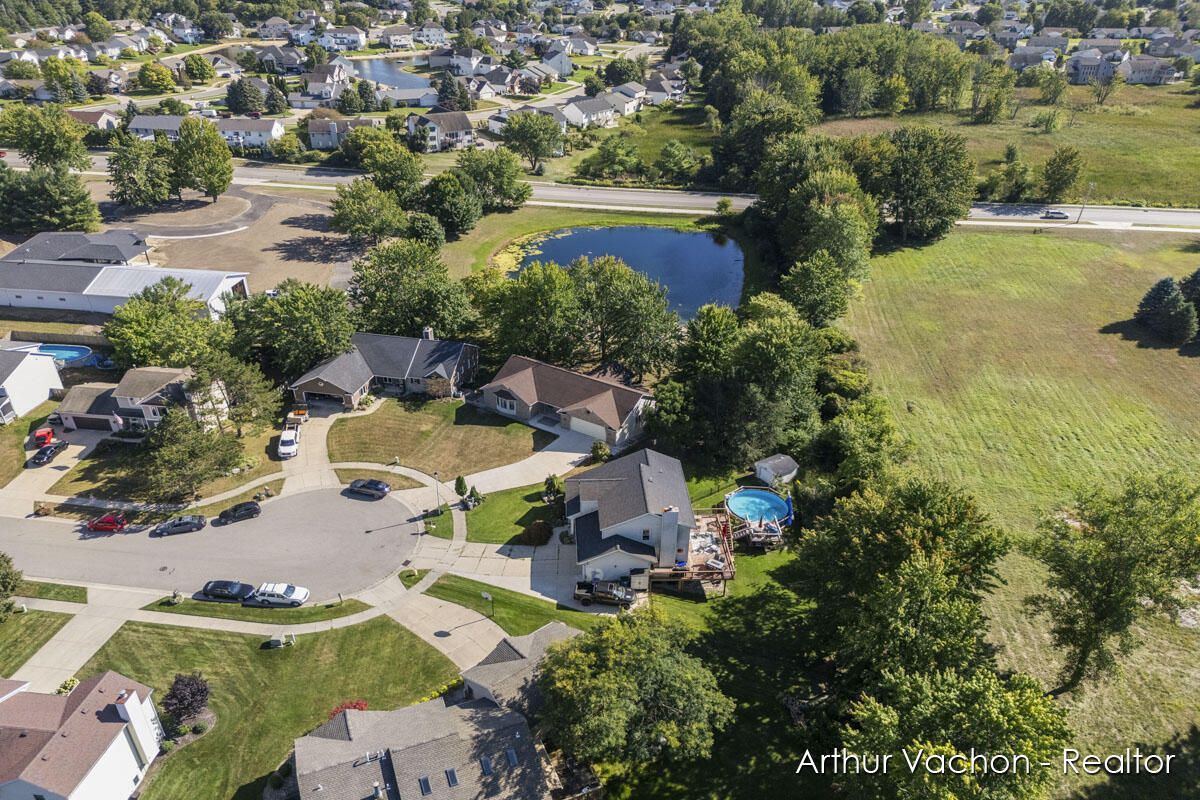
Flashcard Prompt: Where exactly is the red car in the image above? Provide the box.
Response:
[86,514,128,532]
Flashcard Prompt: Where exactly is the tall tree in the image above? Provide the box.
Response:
[421,171,482,235]
[330,178,407,242]
[103,277,226,368]
[1135,277,1198,345]
[880,125,975,241]
[174,117,233,201]
[225,280,354,377]
[137,61,175,94]
[0,165,100,234]
[84,11,114,40]
[265,85,288,115]
[189,352,282,437]
[0,551,20,624]
[539,607,735,766]
[781,250,850,327]
[305,42,328,68]
[140,410,243,501]
[455,147,531,210]
[502,112,563,171]
[184,53,216,82]
[108,132,172,208]
[361,138,423,204]
[1027,473,1200,690]
[475,262,582,364]
[0,104,89,169]
[348,239,472,337]
[1041,145,1083,202]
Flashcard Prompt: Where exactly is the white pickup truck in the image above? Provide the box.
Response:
[277,423,300,459]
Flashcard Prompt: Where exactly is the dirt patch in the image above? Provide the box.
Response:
[105,192,253,228]
[152,194,355,291]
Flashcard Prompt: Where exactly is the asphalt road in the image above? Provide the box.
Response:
[0,489,421,601]
[968,202,1200,229]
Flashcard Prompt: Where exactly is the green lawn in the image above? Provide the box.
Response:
[685,467,759,509]
[0,610,73,677]
[423,574,603,635]
[16,580,87,603]
[327,397,554,477]
[399,568,429,589]
[0,400,57,489]
[422,504,453,539]
[141,597,371,624]
[332,468,423,490]
[77,618,458,800]
[847,227,1200,798]
[597,103,719,169]
[813,83,1200,206]
[44,478,286,526]
[464,483,558,544]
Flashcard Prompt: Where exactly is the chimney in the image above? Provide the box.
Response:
[373,783,383,799]
[114,689,136,722]
[421,326,435,340]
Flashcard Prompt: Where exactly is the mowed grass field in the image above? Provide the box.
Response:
[847,227,1200,797]
[814,84,1200,207]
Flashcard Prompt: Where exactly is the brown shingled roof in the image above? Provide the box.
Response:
[481,355,648,430]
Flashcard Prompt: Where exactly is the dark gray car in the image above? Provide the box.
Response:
[153,515,207,536]
[347,479,391,499]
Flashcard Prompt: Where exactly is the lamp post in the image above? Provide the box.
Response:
[433,470,441,514]
[1075,181,1095,224]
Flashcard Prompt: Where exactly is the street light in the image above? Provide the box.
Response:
[1075,181,1095,225]
[433,470,441,514]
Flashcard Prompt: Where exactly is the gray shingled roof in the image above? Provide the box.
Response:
[128,114,185,132]
[113,366,190,402]
[462,622,579,715]
[754,453,798,474]
[2,230,149,265]
[480,356,648,431]
[58,383,118,417]
[289,332,474,387]
[574,510,657,563]
[0,350,33,383]
[0,261,101,293]
[565,448,695,530]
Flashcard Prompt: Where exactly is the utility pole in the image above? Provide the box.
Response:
[1075,181,1095,224]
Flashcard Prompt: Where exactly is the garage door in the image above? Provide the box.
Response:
[68,414,113,430]
[303,392,343,403]
[569,416,607,440]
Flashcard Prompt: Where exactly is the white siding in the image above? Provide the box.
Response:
[1,353,61,418]
[579,549,651,581]
[568,416,606,440]
[67,727,147,800]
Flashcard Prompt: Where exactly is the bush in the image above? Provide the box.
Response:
[55,677,79,696]
[162,671,209,723]
[268,772,283,789]
[716,197,733,216]
[328,699,369,719]
[191,721,208,734]
[408,212,445,250]
[454,475,467,496]
[159,740,176,753]
[590,440,611,462]
[519,520,554,546]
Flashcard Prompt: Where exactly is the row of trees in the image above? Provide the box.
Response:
[1134,268,1200,346]
[108,118,234,206]
[0,104,100,232]
[979,143,1083,203]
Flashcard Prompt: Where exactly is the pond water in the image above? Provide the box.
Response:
[518,226,744,319]
[350,57,432,90]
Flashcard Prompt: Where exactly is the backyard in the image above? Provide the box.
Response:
[0,610,72,677]
[423,574,602,635]
[76,617,458,800]
[813,83,1200,207]
[847,226,1200,798]
[326,397,554,477]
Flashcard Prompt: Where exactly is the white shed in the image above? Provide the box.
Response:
[754,453,799,486]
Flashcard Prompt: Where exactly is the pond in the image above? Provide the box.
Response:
[350,56,433,90]
[518,226,744,319]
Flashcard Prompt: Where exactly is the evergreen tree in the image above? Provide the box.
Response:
[1179,267,1200,310]
[1135,277,1197,344]
[265,85,288,115]
[69,72,88,103]
[336,84,364,114]
[356,78,375,112]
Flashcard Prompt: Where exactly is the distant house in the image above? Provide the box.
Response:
[1007,48,1057,71]
[406,110,475,151]
[381,23,414,47]
[320,25,367,50]
[566,448,694,580]
[478,355,652,444]
[58,366,215,431]
[215,117,285,146]
[128,114,185,140]
[307,115,384,149]
[946,19,984,36]
[598,90,638,115]
[257,15,293,38]
[644,73,683,104]
[451,46,487,74]
[541,47,574,75]
[289,330,479,407]
[1118,54,1176,84]
[464,76,497,99]
[463,622,580,716]
[66,108,121,129]
[566,35,599,54]
[0,78,55,102]
[0,348,61,423]
[1026,34,1069,49]
[0,672,163,800]
[374,85,438,106]
[258,44,306,72]
[1087,26,1130,39]
[562,96,616,127]
[414,19,447,45]
[1066,49,1117,83]
[207,53,243,78]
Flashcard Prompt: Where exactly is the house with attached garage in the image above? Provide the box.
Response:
[0,347,62,423]
[289,330,479,408]
[405,110,475,151]
[413,19,448,45]
[477,355,652,445]
[462,622,580,716]
[128,114,185,140]
[257,15,293,37]
[57,365,223,431]
[0,671,163,800]
[66,108,121,129]
[565,448,694,581]
[307,115,384,149]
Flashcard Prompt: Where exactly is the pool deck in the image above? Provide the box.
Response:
[650,508,737,589]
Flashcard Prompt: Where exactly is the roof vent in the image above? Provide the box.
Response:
[118,690,128,700]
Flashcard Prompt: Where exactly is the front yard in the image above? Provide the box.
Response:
[0,400,58,489]
[0,610,73,677]
[332,468,423,490]
[465,483,559,545]
[423,574,602,635]
[77,618,458,800]
[16,580,88,603]
[326,397,554,478]
[141,597,372,625]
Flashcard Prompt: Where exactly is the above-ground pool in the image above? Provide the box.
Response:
[726,488,791,524]
[36,344,92,364]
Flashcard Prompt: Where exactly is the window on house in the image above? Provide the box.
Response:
[445,768,458,787]
[497,397,515,413]
[506,748,519,767]
[642,529,650,541]
[480,756,493,776]
[418,776,432,795]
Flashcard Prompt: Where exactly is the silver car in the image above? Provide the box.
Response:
[253,582,310,607]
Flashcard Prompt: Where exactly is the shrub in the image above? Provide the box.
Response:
[191,721,208,734]
[519,520,554,546]
[1031,109,1062,133]
[590,440,611,462]
[268,772,283,789]
[159,740,176,753]
[408,212,446,250]
[328,699,369,719]
[55,678,79,695]
[716,197,732,216]
[454,475,467,496]
[162,671,209,722]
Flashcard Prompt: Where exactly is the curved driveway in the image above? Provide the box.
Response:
[0,489,420,602]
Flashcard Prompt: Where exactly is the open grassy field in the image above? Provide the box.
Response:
[813,84,1200,206]
[423,575,603,635]
[0,400,57,488]
[0,610,72,677]
[77,618,458,800]
[141,597,372,624]
[465,483,557,544]
[327,397,554,476]
[846,227,1200,798]
[16,580,87,603]
[600,102,719,168]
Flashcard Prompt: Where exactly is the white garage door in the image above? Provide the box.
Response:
[569,416,607,440]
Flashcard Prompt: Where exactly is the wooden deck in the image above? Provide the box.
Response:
[649,508,736,587]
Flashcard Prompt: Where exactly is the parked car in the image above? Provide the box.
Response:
[246,110,262,118]
[277,423,300,459]
[26,441,68,467]
[218,501,261,523]
[31,427,53,446]
[86,513,128,532]
[253,582,310,607]
[201,580,256,602]
[1042,209,1070,220]
[347,478,391,499]
[46,411,62,425]
[153,515,207,536]
[574,580,634,609]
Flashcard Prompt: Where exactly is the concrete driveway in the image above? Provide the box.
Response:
[0,488,421,602]
[0,429,110,516]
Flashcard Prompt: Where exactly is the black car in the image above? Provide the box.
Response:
[200,580,256,602]
[218,501,261,523]
[347,479,392,499]
[153,515,207,536]
[574,580,635,609]
[26,441,68,467]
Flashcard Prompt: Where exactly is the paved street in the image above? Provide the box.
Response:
[0,489,421,601]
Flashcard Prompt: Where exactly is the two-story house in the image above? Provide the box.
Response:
[215,117,285,147]
[258,16,293,38]
[414,20,447,45]
[565,448,695,581]
[319,25,367,51]
[381,23,415,47]
[562,97,616,127]
[0,347,62,423]
[406,110,474,151]
[58,366,223,431]
[258,44,306,72]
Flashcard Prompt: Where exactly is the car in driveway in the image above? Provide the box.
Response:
[574,580,635,609]
[86,514,128,532]
[1042,209,1070,220]
[201,580,256,602]
[252,582,310,607]
[218,501,261,524]
[153,515,207,536]
[346,479,391,499]
[277,424,300,459]
[26,441,67,467]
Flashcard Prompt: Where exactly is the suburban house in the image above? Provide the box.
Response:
[562,96,616,127]
[478,355,653,445]
[0,232,248,318]
[374,85,439,106]
[1118,54,1177,84]
[289,330,479,408]
[257,16,293,37]
[320,25,368,50]
[0,671,163,800]
[258,44,306,72]
[291,698,550,799]
[644,72,684,104]
[1066,50,1117,84]
[0,79,56,102]
[87,68,129,93]
[128,114,185,140]
[565,448,694,581]
[66,108,121,129]
[0,348,61,423]
[462,622,580,716]
[58,365,219,431]
[1008,48,1057,71]
[451,47,488,74]
[406,110,475,151]
[307,115,384,149]
[215,117,285,146]
[541,47,573,75]
[566,35,599,54]
[598,90,638,116]
[414,20,448,45]
[207,54,244,77]
[380,24,415,47]
[1026,34,1069,49]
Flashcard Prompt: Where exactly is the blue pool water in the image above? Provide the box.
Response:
[36,344,92,363]
[726,489,789,523]
[519,226,744,319]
